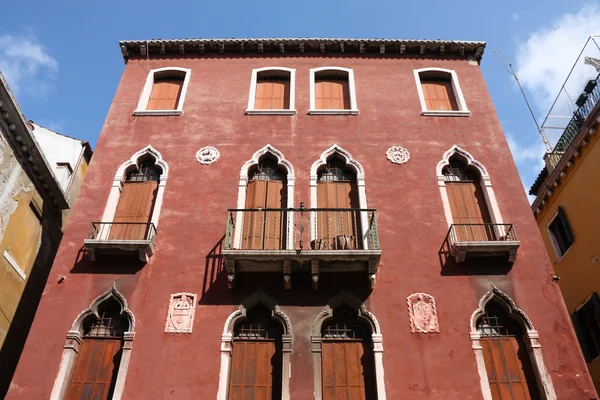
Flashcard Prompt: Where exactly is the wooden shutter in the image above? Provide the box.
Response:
[255,79,290,110]
[557,206,574,245]
[446,182,492,241]
[481,337,538,400]
[242,180,283,249]
[421,78,458,111]
[65,338,122,400]
[147,79,183,110]
[110,181,158,240]
[316,181,359,249]
[572,311,593,361]
[228,340,278,400]
[322,341,376,400]
[316,79,350,110]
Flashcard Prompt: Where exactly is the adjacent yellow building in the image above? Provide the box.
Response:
[530,72,600,391]
[0,72,91,396]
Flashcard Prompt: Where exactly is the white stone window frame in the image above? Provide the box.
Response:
[414,67,470,117]
[3,250,26,280]
[134,67,191,116]
[99,145,168,239]
[470,285,557,400]
[50,284,135,400]
[245,67,296,115]
[436,145,504,228]
[311,291,386,400]
[217,290,293,400]
[309,67,359,115]
[233,144,295,250]
[545,209,572,261]
[310,144,371,249]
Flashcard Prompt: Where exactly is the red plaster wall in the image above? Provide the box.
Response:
[7,54,597,399]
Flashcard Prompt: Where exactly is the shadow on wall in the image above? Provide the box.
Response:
[0,202,63,399]
[69,249,146,275]
[438,236,514,276]
[199,234,373,307]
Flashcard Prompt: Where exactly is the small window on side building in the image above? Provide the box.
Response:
[573,293,600,361]
[547,206,574,257]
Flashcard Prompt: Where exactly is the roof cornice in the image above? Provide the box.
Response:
[119,38,486,63]
[0,73,69,210]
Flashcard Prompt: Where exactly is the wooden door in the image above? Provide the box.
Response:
[421,79,458,111]
[316,181,359,249]
[255,79,290,109]
[321,341,376,400]
[481,336,539,400]
[446,181,493,241]
[228,340,281,400]
[147,79,183,110]
[110,181,158,240]
[316,79,350,109]
[243,180,284,250]
[65,338,122,400]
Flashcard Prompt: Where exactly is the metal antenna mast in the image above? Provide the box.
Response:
[493,49,553,152]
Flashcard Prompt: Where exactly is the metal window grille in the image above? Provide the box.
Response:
[235,323,270,339]
[443,160,476,181]
[318,161,354,182]
[250,160,285,181]
[477,307,519,337]
[154,75,184,83]
[126,162,161,182]
[84,310,126,338]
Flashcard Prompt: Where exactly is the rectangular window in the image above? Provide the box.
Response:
[56,162,73,190]
[573,293,600,361]
[147,75,184,111]
[548,206,574,257]
[315,76,350,110]
[255,76,290,110]
[421,78,458,111]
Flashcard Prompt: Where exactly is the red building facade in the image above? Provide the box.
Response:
[7,38,598,400]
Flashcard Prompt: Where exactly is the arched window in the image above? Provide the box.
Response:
[242,154,288,250]
[51,286,135,400]
[470,286,557,400]
[217,291,292,400]
[315,155,361,250]
[134,67,191,116]
[229,305,284,399]
[309,67,359,115]
[246,67,296,114]
[442,156,493,241]
[414,68,469,116]
[312,291,386,400]
[234,145,294,251]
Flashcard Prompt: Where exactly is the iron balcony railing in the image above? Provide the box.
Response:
[547,72,600,168]
[225,207,379,251]
[447,223,518,243]
[87,222,157,242]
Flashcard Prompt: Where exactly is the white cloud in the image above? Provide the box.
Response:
[515,4,600,116]
[506,132,546,200]
[0,34,58,95]
[510,12,521,22]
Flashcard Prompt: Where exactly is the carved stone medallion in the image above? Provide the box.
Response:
[196,146,220,165]
[165,293,197,333]
[407,293,439,333]
[386,146,410,165]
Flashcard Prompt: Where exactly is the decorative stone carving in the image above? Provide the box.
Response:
[196,146,220,165]
[165,293,197,333]
[407,293,439,333]
[386,146,410,165]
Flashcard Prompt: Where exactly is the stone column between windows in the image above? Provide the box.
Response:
[50,330,82,400]
[525,330,557,400]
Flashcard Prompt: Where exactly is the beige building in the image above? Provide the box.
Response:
[0,72,92,397]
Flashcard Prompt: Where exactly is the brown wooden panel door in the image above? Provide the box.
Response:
[255,80,290,109]
[446,181,493,241]
[481,337,540,400]
[316,181,358,249]
[316,80,350,110]
[421,79,458,111]
[147,80,183,110]
[229,340,279,400]
[242,180,283,250]
[322,341,376,400]
[65,338,122,400]
[110,181,158,240]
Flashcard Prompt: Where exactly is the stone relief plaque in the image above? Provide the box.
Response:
[165,293,197,333]
[386,146,410,165]
[196,146,220,165]
[407,293,439,333]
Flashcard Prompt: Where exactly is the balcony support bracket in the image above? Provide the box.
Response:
[368,257,378,289]
[311,259,319,290]
[227,259,236,289]
[283,259,291,290]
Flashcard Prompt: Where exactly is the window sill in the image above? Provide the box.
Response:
[308,109,359,115]
[133,110,183,116]
[421,110,471,117]
[245,109,297,115]
[4,250,26,280]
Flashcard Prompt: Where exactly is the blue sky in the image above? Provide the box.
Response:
[1,0,599,196]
